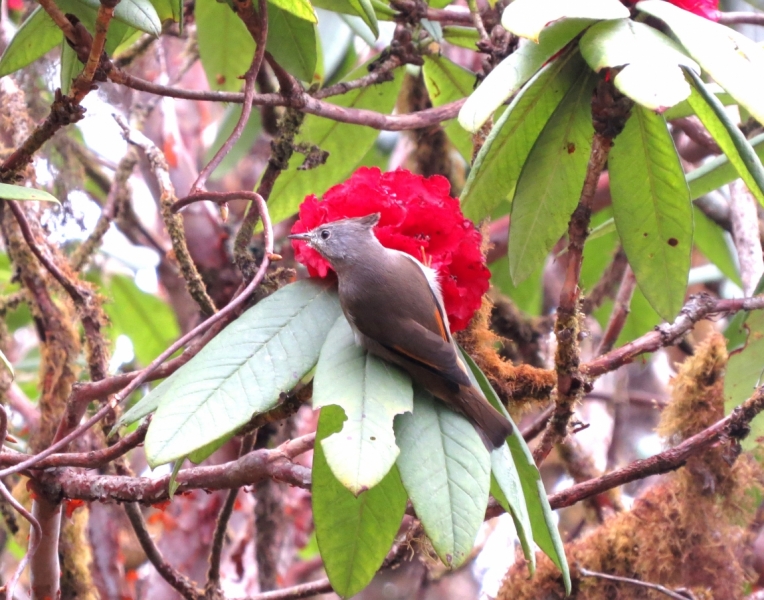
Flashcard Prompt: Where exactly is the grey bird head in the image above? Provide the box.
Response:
[288,213,381,266]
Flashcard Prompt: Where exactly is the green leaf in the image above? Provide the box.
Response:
[311,0,379,36]
[579,18,698,110]
[422,55,475,162]
[266,65,403,226]
[461,350,570,592]
[609,105,692,320]
[394,388,490,569]
[0,7,62,78]
[501,0,628,42]
[687,133,764,201]
[143,280,342,467]
[268,0,317,22]
[615,286,660,346]
[117,370,176,429]
[490,255,544,316]
[313,405,407,597]
[0,183,60,203]
[458,19,589,132]
[637,0,764,125]
[725,310,764,450]
[313,316,413,495]
[205,105,263,181]
[684,69,764,207]
[663,85,735,121]
[442,26,479,49]
[60,39,82,96]
[196,0,254,92]
[508,67,595,285]
[103,275,180,367]
[267,2,319,82]
[460,50,585,222]
[692,205,740,286]
[75,0,161,35]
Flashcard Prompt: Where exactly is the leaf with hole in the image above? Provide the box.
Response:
[460,50,585,222]
[313,316,413,495]
[609,105,692,321]
[313,405,407,597]
[394,388,490,569]
[196,0,254,92]
[143,279,343,467]
[458,19,589,133]
[508,68,596,285]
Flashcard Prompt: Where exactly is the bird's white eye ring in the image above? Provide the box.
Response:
[320,229,331,240]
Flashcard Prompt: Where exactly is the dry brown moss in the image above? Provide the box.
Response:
[499,334,762,599]
[457,296,556,414]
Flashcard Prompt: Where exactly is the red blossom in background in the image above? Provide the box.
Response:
[668,0,720,20]
[7,0,23,10]
[290,167,491,332]
[620,0,720,20]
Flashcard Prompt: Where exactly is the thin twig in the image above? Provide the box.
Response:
[0,406,42,600]
[71,0,120,102]
[191,0,268,193]
[123,502,201,600]
[729,180,764,296]
[595,266,636,356]
[115,114,218,316]
[242,579,333,600]
[719,11,764,26]
[0,191,273,479]
[578,567,694,599]
[206,432,256,590]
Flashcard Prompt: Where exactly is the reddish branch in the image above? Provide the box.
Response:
[535,78,633,464]
[191,0,268,193]
[595,265,636,356]
[39,435,314,503]
[584,293,764,378]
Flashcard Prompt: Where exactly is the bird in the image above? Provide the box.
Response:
[289,212,512,449]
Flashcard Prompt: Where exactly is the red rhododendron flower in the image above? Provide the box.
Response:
[621,0,720,20]
[290,167,490,332]
[7,0,23,10]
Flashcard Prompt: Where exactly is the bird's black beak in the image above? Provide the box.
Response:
[288,233,311,241]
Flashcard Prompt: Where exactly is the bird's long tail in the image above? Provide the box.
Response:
[453,385,513,449]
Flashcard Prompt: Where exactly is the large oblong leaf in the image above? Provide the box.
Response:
[313,316,413,495]
[501,0,628,42]
[458,19,589,133]
[0,183,59,203]
[508,67,596,284]
[0,7,62,78]
[460,50,585,222]
[313,405,407,598]
[268,0,317,23]
[266,64,403,226]
[684,69,764,207]
[394,388,490,569]
[422,55,476,161]
[687,133,764,200]
[609,105,692,320]
[143,279,342,467]
[579,18,698,110]
[637,0,764,125]
[266,2,318,82]
[196,0,254,92]
[461,352,570,593]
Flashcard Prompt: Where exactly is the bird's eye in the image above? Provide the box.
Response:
[320,229,331,240]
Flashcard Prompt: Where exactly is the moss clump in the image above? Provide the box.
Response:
[499,334,761,599]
